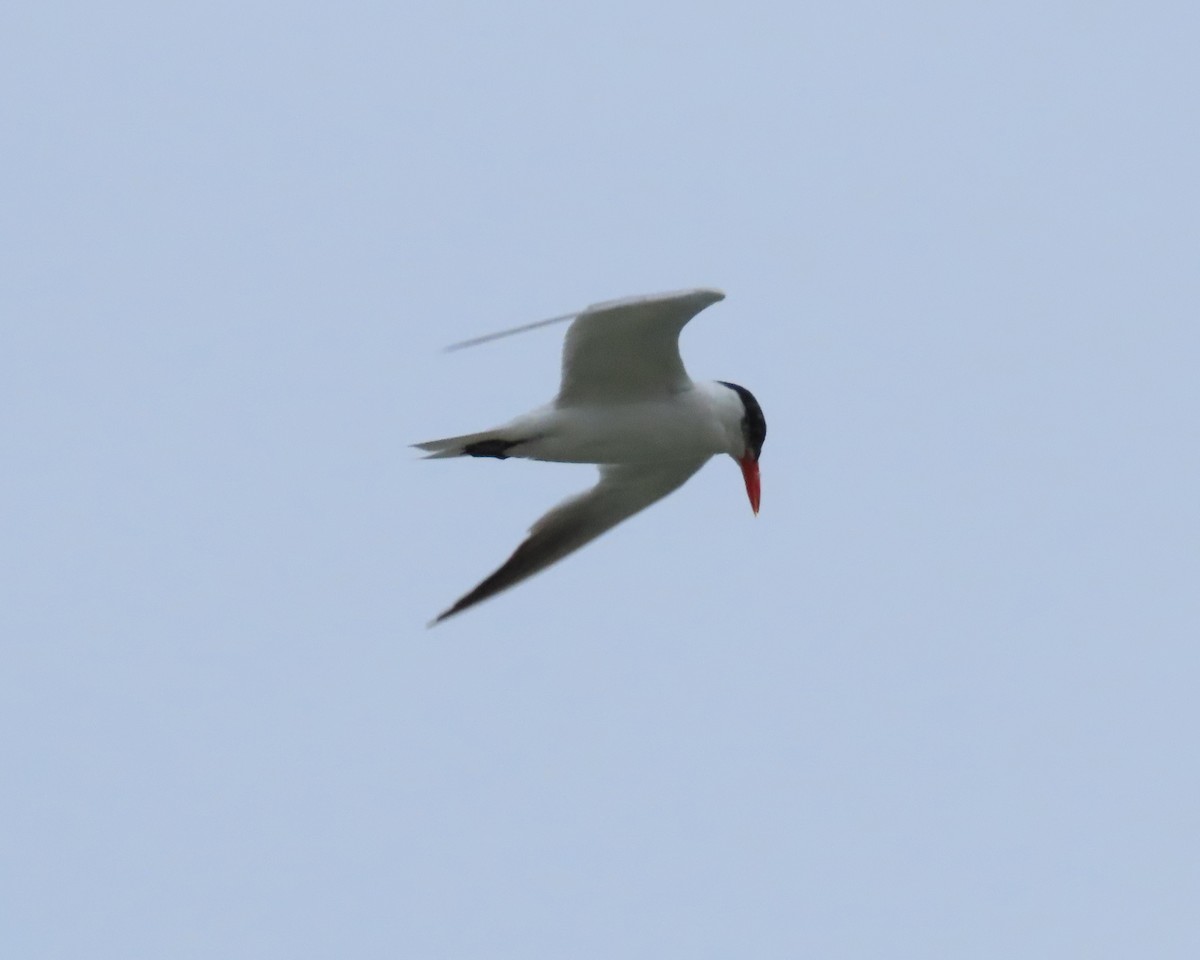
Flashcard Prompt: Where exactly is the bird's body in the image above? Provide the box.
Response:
[416,288,766,624]
[421,380,747,466]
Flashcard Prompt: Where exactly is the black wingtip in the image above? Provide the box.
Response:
[427,597,470,627]
[462,438,521,459]
[426,582,481,628]
[427,581,494,627]
[426,606,459,628]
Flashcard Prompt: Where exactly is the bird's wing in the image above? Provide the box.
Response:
[556,288,725,405]
[431,457,709,624]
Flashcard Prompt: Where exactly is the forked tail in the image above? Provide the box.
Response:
[413,429,525,460]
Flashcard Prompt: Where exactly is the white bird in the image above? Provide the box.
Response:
[416,288,766,624]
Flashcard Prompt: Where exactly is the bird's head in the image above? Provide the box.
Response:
[717,381,766,515]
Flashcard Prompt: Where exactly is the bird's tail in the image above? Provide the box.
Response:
[412,428,524,460]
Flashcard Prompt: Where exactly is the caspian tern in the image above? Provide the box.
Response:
[416,288,766,624]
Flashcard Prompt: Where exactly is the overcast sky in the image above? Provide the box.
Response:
[4,2,1199,957]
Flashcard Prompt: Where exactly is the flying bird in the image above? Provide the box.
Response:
[416,288,766,624]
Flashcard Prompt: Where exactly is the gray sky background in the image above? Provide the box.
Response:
[4,2,1199,957]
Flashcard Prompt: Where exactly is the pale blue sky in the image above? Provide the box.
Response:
[4,2,1199,957]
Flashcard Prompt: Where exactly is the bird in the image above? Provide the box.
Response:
[415,288,766,625]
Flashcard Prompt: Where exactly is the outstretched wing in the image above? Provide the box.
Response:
[557,288,725,405]
[431,457,709,624]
